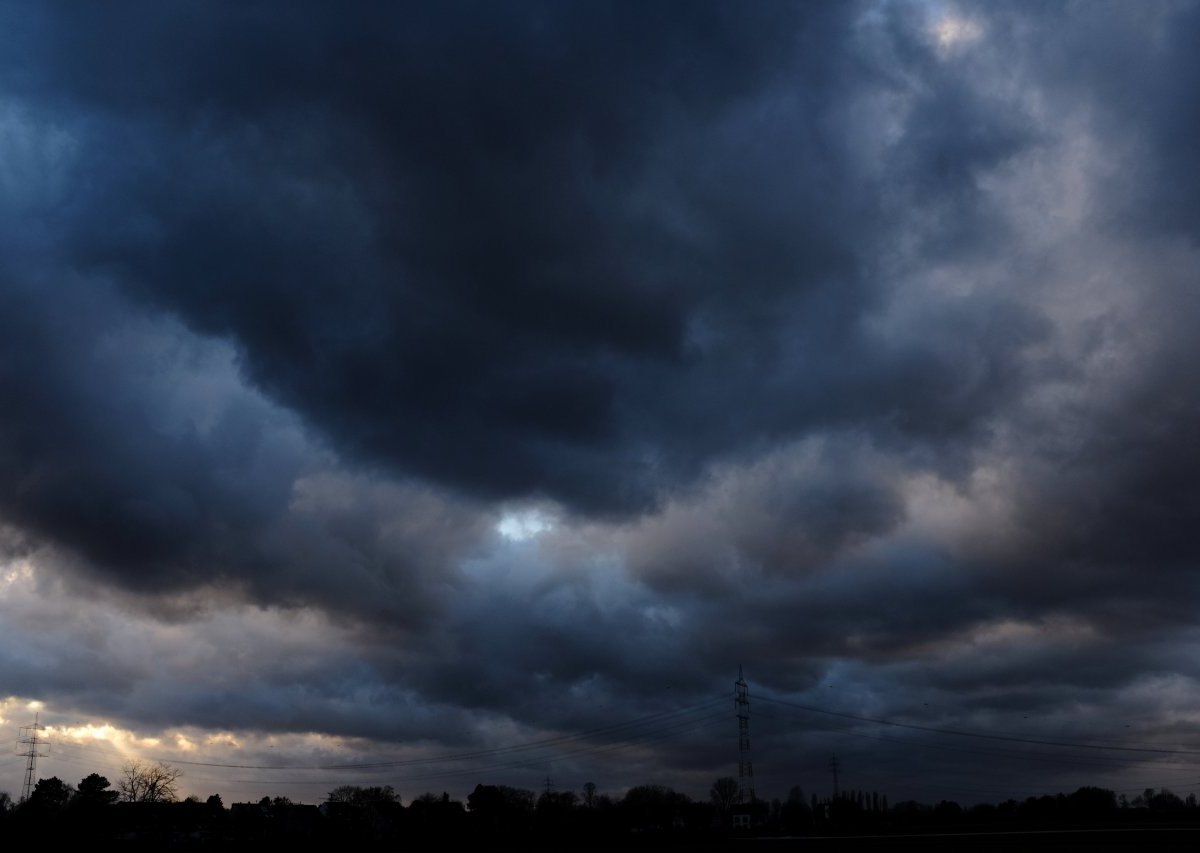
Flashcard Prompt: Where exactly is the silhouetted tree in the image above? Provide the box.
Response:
[408,790,465,842]
[468,784,535,836]
[322,783,403,845]
[933,800,963,823]
[582,781,597,808]
[969,802,998,823]
[498,785,535,813]
[620,784,692,833]
[74,773,118,807]
[1065,786,1116,818]
[769,797,782,829]
[1132,788,1156,809]
[710,777,739,819]
[326,785,356,804]
[467,784,504,814]
[537,790,578,814]
[536,789,578,836]
[326,784,399,806]
[781,785,811,832]
[1149,788,1186,812]
[28,777,73,811]
[119,760,182,803]
[256,794,293,814]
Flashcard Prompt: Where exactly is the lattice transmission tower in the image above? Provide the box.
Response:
[17,713,50,803]
[734,666,755,803]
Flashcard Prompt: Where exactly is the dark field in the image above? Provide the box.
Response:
[740,828,1200,852]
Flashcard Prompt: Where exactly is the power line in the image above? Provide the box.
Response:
[37,699,727,779]
[205,709,729,790]
[323,710,731,786]
[751,708,1200,771]
[753,694,1200,757]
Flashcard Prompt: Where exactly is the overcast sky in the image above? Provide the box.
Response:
[4,0,1200,808]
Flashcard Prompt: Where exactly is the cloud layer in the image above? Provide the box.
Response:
[3,0,1200,805]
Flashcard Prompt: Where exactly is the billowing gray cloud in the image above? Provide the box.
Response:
[2,0,1200,807]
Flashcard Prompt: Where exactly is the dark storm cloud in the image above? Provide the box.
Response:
[0,269,487,622]
[6,0,1200,805]
[0,277,282,591]
[2,1,1043,526]
[999,0,1200,237]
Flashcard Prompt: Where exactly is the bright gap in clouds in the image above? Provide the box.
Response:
[930,7,983,55]
[495,508,555,541]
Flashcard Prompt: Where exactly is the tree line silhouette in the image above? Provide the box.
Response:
[4,764,1200,849]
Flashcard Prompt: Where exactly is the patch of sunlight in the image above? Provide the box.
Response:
[496,508,555,541]
[932,11,983,56]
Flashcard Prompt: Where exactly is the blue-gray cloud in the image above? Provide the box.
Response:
[2,0,1200,806]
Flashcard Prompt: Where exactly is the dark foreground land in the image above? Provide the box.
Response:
[8,823,1200,851]
[742,827,1200,852]
[12,779,1200,850]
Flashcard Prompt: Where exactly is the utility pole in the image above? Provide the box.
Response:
[17,713,50,803]
[829,753,840,798]
[735,666,755,804]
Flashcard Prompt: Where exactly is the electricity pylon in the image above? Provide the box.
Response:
[17,713,50,803]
